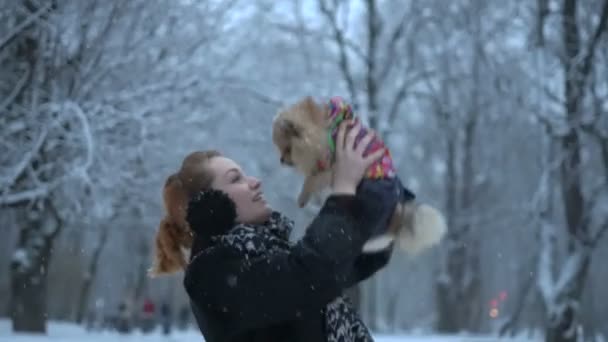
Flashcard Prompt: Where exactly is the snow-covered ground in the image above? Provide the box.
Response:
[0,319,544,342]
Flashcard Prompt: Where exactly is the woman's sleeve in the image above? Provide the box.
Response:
[347,246,393,285]
[183,194,383,331]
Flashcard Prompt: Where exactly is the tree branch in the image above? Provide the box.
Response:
[377,7,411,84]
[580,0,608,80]
[0,64,31,113]
[219,83,284,107]
[318,0,359,109]
[538,217,557,304]
[535,133,558,304]
[581,77,608,181]
[0,185,51,206]
[77,1,126,90]
[272,22,368,63]
[0,2,53,53]
[499,255,537,336]
[364,0,380,126]
[0,126,48,190]
[386,69,435,128]
[553,247,590,297]
[1,101,95,207]
[63,101,95,172]
[591,219,608,249]
[534,0,549,47]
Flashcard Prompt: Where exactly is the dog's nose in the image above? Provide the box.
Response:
[280,156,285,164]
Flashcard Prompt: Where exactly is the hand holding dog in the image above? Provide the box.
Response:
[331,120,385,195]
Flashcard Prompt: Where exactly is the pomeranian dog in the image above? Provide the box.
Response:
[271,96,447,254]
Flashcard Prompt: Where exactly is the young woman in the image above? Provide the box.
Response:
[151,121,393,341]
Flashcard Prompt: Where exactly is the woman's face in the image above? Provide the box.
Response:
[208,156,272,224]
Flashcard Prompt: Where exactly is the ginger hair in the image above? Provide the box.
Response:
[149,150,221,276]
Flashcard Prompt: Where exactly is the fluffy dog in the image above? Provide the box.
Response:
[271,96,447,254]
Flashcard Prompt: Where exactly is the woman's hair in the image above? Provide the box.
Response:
[149,150,221,276]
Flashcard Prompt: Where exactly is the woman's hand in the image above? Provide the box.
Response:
[331,120,385,195]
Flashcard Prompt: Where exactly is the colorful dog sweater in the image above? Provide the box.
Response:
[316,96,396,179]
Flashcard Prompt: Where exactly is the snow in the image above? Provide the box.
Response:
[0,319,542,342]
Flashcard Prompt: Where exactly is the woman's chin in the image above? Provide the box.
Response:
[249,204,272,224]
[261,205,273,219]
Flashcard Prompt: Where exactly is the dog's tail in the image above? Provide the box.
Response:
[396,203,447,255]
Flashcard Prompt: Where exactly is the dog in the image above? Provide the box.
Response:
[271,96,447,254]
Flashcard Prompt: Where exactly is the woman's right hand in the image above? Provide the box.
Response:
[331,120,385,195]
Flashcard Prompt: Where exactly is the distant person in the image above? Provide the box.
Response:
[140,298,156,333]
[116,300,131,334]
[160,302,172,335]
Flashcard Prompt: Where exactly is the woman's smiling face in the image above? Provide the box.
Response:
[208,156,272,224]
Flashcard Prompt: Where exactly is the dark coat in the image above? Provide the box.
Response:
[183,194,392,342]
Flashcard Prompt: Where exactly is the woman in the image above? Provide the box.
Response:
[150,121,393,341]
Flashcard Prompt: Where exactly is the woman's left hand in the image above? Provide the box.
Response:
[332,120,385,195]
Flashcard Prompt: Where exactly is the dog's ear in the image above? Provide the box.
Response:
[302,96,316,109]
[278,118,300,138]
[301,96,326,125]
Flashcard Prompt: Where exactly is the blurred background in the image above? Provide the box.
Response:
[1,0,607,341]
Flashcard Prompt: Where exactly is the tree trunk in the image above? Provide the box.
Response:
[10,201,61,333]
[436,235,481,333]
[11,273,48,333]
[537,1,603,340]
[435,1,486,330]
[133,237,151,304]
[436,99,482,333]
[75,226,110,324]
[386,290,400,332]
[436,132,482,332]
[542,249,591,342]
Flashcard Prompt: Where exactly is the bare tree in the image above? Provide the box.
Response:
[74,223,110,324]
[416,0,495,332]
[532,1,608,341]
[1,0,241,332]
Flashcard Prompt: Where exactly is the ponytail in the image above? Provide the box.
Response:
[149,151,221,276]
[149,174,193,276]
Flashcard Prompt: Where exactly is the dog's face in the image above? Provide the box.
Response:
[272,97,329,175]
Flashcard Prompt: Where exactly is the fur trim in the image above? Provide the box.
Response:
[186,189,237,237]
[397,204,447,254]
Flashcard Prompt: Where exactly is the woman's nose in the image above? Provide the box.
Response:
[248,177,261,189]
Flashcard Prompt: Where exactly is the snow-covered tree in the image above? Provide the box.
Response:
[1,0,242,332]
[532,1,608,341]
